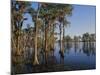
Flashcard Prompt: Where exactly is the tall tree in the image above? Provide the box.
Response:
[56,4,73,57]
[11,1,30,55]
[27,3,73,64]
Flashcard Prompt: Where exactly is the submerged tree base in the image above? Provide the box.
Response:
[33,58,39,65]
[59,50,64,58]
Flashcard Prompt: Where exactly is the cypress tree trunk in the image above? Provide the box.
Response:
[45,24,48,64]
[33,3,40,65]
[33,22,39,64]
[62,24,65,51]
[59,23,64,57]
[59,24,63,53]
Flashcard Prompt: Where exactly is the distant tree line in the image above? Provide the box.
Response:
[64,32,96,42]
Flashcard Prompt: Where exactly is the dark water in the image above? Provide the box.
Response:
[12,42,96,74]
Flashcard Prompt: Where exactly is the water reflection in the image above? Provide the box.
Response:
[65,42,72,54]
[74,42,79,53]
[82,42,96,56]
[12,42,96,74]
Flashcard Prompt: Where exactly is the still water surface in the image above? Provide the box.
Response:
[54,42,95,68]
[12,42,96,74]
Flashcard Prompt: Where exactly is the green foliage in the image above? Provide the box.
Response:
[12,1,74,64]
[82,33,96,42]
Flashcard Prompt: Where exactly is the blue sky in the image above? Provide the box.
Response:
[22,3,96,38]
[66,5,96,38]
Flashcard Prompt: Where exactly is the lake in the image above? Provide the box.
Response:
[12,42,96,74]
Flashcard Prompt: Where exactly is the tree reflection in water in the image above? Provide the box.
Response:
[65,42,72,54]
[82,42,96,56]
[74,42,79,53]
[12,42,96,74]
